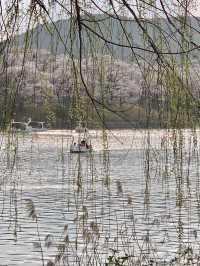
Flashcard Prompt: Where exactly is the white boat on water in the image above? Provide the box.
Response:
[70,128,92,153]
[11,121,32,133]
[11,118,47,133]
[27,119,47,132]
[70,140,92,153]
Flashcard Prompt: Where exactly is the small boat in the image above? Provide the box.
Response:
[70,140,92,153]
[11,118,47,133]
[70,127,92,153]
[27,119,47,132]
[11,120,32,133]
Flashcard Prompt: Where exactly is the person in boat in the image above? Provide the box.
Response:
[80,139,90,149]
[80,140,86,146]
[74,142,80,149]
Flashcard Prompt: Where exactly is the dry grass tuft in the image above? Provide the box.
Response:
[44,234,54,248]
[25,199,37,220]
[116,180,123,195]
[46,260,55,266]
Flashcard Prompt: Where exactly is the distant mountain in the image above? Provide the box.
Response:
[15,15,200,60]
[1,15,200,128]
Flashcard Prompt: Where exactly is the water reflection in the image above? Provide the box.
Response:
[0,129,200,265]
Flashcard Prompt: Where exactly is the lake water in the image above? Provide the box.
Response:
[0,129,200,265]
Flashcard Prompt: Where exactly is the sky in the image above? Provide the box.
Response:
[1,0,200,17]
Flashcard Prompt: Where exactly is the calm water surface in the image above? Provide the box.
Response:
[0,129,200,265]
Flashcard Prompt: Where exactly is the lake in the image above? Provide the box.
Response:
[0,129,200,265]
